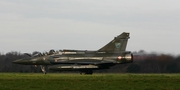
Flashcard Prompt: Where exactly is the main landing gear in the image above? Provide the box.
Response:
[80,70,93,75]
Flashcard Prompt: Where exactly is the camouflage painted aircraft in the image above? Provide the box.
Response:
[12,32,133,74]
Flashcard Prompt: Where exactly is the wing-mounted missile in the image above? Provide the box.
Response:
[62,49,99,55]
[48,64,99,71]
[48,64,98,74]
[62,49,85,54]
[63,49,87,52]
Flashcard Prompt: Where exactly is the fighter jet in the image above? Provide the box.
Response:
[12,32,133,74]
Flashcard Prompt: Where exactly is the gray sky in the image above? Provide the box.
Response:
[0,0,180,54]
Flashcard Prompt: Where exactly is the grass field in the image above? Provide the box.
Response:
[0,73,180,90]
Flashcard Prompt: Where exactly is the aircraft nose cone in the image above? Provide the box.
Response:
[12,59,23,64]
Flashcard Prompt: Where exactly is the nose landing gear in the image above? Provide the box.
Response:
[40,65,47,74]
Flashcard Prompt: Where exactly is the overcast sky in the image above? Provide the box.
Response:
[0,0,180,54]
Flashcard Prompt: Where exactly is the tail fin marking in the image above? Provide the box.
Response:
[98,32,130,53]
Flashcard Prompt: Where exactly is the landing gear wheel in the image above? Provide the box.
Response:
[80,70,93,75]
[40,65,47,74]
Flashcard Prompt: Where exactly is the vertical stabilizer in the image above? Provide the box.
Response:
[98,32,130,53]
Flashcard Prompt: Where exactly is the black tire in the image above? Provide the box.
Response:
[80,70,93,75]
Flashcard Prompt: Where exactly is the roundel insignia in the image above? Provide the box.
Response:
[115,43,121,49]
[43,57,46,60]
[118,56,122,60]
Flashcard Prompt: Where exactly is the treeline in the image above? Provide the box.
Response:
[0,52,42,73]
[0,51,180,73]
[109,50,180,73]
